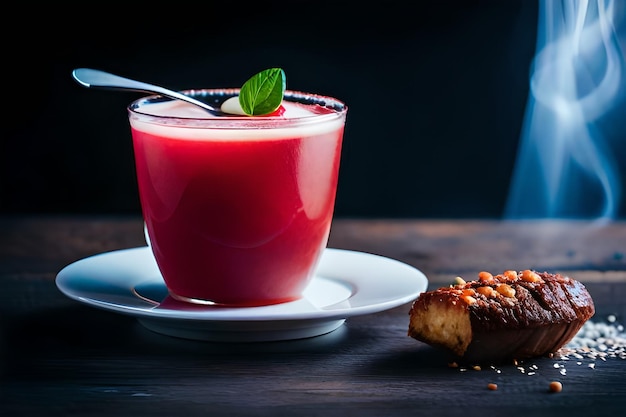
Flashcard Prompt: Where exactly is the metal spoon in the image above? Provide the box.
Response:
[71,68,224,115]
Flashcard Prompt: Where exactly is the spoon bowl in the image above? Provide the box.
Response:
[72,68,224,115]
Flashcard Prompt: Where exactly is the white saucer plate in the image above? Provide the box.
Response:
[55,247,428,342]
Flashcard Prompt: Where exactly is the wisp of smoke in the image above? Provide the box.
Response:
[505,0,626,220]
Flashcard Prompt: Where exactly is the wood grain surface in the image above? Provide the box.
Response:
[1,216,625,416]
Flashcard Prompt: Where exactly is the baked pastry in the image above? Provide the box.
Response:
[408,270,595,363]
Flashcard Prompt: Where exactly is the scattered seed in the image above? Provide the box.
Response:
[560,316,626,363]
[487,383,498,391]
[549,381,562,393]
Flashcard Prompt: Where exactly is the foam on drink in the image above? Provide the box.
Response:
[129,92,344,141]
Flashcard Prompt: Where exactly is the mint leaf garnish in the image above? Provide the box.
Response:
[239,68,286,116]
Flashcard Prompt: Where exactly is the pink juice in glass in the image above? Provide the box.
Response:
[128,90,347,306]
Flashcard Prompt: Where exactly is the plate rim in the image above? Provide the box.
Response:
[55,246,428,323]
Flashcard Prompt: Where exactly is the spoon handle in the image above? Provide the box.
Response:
[71,68,222,114]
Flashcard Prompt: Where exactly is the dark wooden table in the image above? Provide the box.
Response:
[2,215,625,416]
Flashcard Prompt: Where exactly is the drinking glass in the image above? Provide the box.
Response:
[128,89,347,306]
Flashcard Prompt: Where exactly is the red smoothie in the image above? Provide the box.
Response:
[128,91,346,306]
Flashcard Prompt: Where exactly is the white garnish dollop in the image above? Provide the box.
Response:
[220,96,247,115]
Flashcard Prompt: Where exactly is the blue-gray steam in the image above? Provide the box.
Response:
[505,0,626,220]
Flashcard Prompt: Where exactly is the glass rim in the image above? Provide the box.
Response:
[127,88,347,126]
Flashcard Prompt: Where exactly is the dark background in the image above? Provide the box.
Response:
[2,1,540,218]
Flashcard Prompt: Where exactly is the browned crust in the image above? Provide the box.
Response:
[408,270,595,363]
